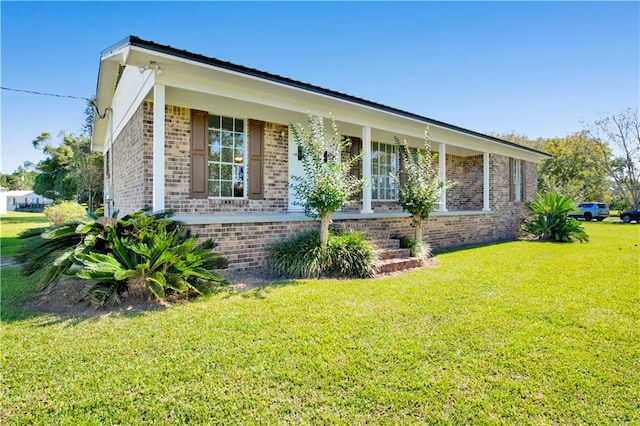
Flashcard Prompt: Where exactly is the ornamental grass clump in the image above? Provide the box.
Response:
[17,209,228,306]
[521,193,589,242]
[268,229,377,279]
[391,233,432,261]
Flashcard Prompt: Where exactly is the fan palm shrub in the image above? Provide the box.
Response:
[521,193,589,242]
[18,209,228,305]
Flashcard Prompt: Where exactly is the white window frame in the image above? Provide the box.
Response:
[371,141,399,201]
[207,114,247,199]
[513,159,522,202]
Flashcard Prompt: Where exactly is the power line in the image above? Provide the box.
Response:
[1,86,90,101]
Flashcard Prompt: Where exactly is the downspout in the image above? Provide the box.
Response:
[106,107,114,217]
[92,102,114,217]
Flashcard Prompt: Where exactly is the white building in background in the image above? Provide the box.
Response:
[0,190,53,215]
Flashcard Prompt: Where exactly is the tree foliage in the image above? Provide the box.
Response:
[31,131,103,212]
[0,163,37,190]
[588,107,640,209]
[495,131,612,204]
[395,129,451,243]
[538,132,611,202]
[289,113,363,248]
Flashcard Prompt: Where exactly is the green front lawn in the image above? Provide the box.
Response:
[1,221,639,424]
[0,211,49,257]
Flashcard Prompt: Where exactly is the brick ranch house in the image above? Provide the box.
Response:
[92,36,551,270]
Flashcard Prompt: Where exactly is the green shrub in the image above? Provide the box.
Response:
[268,229,377,279]
[521,193,589,242]
[18,209,228,305]
[44,202,87,225]
[392,234,432,260]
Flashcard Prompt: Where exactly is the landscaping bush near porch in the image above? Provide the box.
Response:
[268,229,377,278]
[521,193,589,242]
[16,209,228,305]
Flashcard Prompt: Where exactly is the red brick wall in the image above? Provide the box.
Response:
[111,103,152,214]
[110,102,538,269]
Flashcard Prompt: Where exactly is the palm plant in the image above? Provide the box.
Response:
[18,208,228,305]
[74,222,227,303]
[522,193,589,242]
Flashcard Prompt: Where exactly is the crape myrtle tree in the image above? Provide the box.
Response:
[289,113,363,249]
[395,129,452,244]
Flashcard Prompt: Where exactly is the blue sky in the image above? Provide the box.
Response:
[1,1,638,174]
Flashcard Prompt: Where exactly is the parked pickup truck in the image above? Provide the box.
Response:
[568,202,610,221]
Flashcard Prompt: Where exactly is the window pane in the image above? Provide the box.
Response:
[208,181,220,197]
[233,182,244,198]
[222,116,234,131]
[235,118,244,132]
[209,129,220,144]
[221,164,232,180]
[208,163,220,180]
[234,133,245,150]
[209,115,221,129]
[209,138,221,162]
[221,131,233,148]
[221,147,233,163]
[233,165,244,182]
[234,148,244,163]
[221,181,232,197]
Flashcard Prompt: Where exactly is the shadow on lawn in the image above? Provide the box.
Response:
[1,265,304,326]
[0,214,49,226]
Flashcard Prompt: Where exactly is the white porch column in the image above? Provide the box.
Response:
[438,142,447,212]
[152,84,165,212]
[361,126,373,214]
[483,152,491,211]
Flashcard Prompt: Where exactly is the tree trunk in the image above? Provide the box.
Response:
[414,220,423,244]
[320,214,331,249]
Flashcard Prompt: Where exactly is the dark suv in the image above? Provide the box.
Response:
[568,202,610,221]
[620,208,640,223]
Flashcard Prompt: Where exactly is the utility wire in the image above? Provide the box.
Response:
[1,86,91,101]
[1,86,110,119]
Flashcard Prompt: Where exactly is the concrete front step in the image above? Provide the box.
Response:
[377,257,424,274]
[369,239,400,250]
[376,248,411,261]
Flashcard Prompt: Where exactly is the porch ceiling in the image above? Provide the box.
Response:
[156,86,483,157]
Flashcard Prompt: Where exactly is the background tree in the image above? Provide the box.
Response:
[588,108,640,209]
[495,132,611,203]
[289,113,363,249]
[0,162,37,190]
[395,129,451,244]
[32,131,103,212]
[537,132,611,202]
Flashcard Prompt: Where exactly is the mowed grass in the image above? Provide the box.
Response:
[0,211,49,256]
[1,220,639,424]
